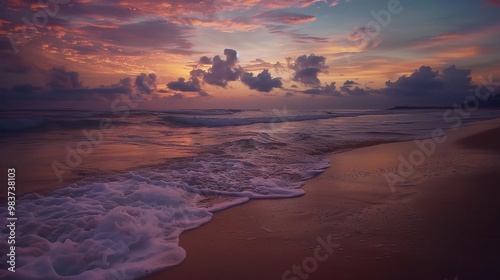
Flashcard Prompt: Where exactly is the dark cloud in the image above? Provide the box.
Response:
[48,67,82,89]
[240,69,282,92]
[0,70,158,108]
[344,80,358,85]
[285,91,294,97]
[384,66,448,96]
[203,48,243,87]
[287,54,328,86]
[341,80,367,95]
[170,49,283,94]
[378,65,482,105]
[440,65,472,93]
[302,82,340,96]
[135,73,157,94]
[340,85,367,96]
[167,77,201,92]
[294,68,322,85]
[167,69,209,96]
[117,77,132,88]
[199,56,213,65]
[288,54,328,70]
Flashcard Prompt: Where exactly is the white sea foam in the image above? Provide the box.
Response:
[0,153,329,279]
[0,175,213,279]
[2,108,486,279]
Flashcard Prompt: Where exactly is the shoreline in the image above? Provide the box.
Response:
[144,118,500,280]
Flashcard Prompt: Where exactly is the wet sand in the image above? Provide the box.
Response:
[144,118,500,280]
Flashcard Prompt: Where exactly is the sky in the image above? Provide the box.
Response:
[0,0,499,110]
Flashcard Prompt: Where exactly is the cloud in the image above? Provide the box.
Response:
[135,73,157,94]
[58,2,139,20]
[381,65,474,101]
[167,77,201,92]
[329,0,352,7]
[243,58,285,72]
[440,65,473,93]
[81,19,193,50]
[301,82,341,96]
[340,85,367,96]
[268,25,328,43]
[170,49,285,94]
[0,70,159,108]
[48,67,82,89]
[240,69,282,92]
[294,68,322,85]
[203,48,243,87]
[430,33,461,40]
[167,69,209,97]
[299,80,368,96]
[384,66,443,96]
[287,54,328,86]
[167,69,209,96]
[178,17,262,32]
[117,77,132,88]
[199,56,213,65]
[254,11,316,24]
[347,26,382,50]
[340,80,367,95]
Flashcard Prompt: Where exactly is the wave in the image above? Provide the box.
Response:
[0,118,44,132]
[0,118,126,133]
[161,109,244,116]
[163,113,344,127]
[0,150,329,279]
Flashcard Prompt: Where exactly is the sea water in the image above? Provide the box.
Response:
[1,108,499,279]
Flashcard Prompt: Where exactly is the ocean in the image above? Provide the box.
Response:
[1,108,499,279]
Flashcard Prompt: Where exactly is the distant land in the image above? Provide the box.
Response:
[387,106,454,110]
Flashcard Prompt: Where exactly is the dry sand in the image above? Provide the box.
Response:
[147,118,499,279]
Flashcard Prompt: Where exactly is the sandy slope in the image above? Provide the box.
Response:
[145,118,500,280]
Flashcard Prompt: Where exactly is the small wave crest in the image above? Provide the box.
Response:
[162,113,342,127]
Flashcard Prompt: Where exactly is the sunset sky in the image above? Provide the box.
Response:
[1,0,499,109]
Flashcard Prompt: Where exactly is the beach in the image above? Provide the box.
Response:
[145,118,500,280]
[2,111,500,280]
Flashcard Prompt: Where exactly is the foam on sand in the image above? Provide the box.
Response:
[0,153,327,279]
[0,175,213,279]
